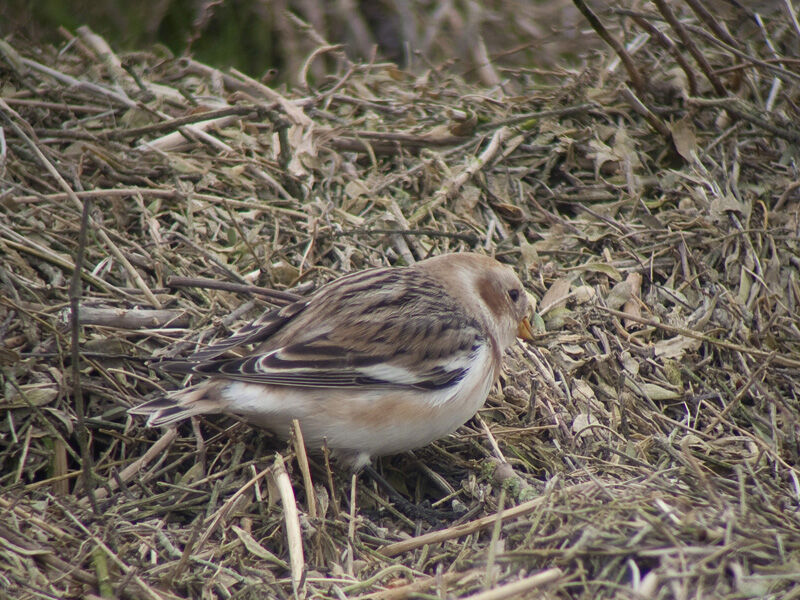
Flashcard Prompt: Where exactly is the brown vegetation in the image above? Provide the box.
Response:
[1,2,799,598]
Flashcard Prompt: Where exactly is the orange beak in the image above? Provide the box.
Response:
[517,316,533,341]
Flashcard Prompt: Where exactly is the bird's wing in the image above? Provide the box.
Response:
[181,330,483,390]
[159,267,489,391]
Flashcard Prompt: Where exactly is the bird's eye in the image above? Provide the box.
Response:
[508,289,520,302]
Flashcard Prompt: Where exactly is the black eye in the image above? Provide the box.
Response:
[508,289,520,302]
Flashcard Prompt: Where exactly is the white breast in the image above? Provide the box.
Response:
[220,343,496,462]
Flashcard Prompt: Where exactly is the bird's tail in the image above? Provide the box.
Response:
[129,382,225,426]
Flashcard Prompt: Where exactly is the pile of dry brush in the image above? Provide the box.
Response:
[1,2,799,599]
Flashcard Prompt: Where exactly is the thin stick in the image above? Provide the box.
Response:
[410,126,512,225]
[79,428,178,506]
[63,508,167,600]
[475,413,506,463]
[73,306,188,329]
[619,85,671,141]
[571,0,645,94]
[69,197,97,509]
[274,453,306,598]
[651,0,727,96]
[596,306,800,368]
[379,482,595,557]
[357,570,480,600]
[683,0,741,49]
[228,67,312,127]
[483,487,505,589]
[167,276,302,305]
[629,14,698,96]
[292,419,317,519]
[347,471,358,577]
[196,464,274,551]
[100,105,260,140]
[464,568,563,600]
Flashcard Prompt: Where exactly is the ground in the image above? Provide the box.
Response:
[1,2,799,599]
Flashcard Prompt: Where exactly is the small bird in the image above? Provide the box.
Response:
[131,253,533,469]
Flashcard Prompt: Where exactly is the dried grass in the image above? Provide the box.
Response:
[2,3,800,599]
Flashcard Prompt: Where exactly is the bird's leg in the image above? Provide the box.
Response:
[361,464,464,523]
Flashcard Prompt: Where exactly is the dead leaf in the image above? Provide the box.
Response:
[670,117,697,162]
[654,335,702,360]
[573,262,623,282]
[232,526,289,568]
[573,285,596,304]
[540,277,572,314]
[572,379,597,403]
[572,413,599,440]
[634,382,681,401]
[622,272,642,327]
[606,280,632,310]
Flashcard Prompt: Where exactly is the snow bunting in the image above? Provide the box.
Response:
[131,253,532,469]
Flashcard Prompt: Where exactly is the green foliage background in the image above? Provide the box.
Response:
[1,0,586,84]
[3,0,281,75]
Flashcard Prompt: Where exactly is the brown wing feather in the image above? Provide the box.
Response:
[162,266,487,390]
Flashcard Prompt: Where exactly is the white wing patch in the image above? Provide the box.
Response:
[417,343,493,408]
[357,363,424,384]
